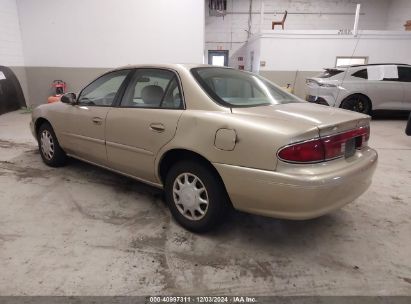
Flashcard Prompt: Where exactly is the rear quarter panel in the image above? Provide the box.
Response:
[155,109,319,180]
[336,79,368,107]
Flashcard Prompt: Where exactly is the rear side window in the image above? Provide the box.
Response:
[120,69,183,109]
[352,69,368,79]
[398,67,411,82]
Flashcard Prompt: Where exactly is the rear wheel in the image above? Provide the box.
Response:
[340,95,371,115]
[164,160,229,233]
[37,122,67,167]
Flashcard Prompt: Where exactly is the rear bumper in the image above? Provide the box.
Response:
[214,148,378,220]
[305,84,338,107]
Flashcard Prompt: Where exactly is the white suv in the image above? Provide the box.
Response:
[305,64,411,114]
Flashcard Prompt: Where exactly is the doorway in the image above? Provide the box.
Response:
[0,66,26,115]
[208,50,229,67]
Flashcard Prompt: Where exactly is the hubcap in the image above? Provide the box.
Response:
[353,97,366,113]
[40,130,54,160]
[173,173,209,221]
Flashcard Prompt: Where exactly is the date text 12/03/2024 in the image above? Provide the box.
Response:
[148,296,257,303]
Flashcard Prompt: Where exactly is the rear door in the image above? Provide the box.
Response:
[398,66,411,110]
[105,68,184,184]
[365,65,404,110]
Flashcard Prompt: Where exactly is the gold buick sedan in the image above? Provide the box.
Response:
[31,64,378,232]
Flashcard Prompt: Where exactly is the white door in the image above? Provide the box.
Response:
[366,65,404,110]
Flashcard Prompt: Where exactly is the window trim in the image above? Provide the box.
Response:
[114,67,186,110]
[77,69,133,107]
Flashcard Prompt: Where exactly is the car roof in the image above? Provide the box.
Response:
[111,63,227,72]
[334,63,411,69]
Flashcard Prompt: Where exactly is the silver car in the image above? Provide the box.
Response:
[305,64,411,114]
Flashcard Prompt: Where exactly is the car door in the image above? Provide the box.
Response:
[398,66,411,110]
[365,65,404,110]
[63,69,131,165]
[105,68,184,184]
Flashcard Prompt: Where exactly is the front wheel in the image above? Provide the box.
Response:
[340,95,371,115]
[37,122,67,167]
[164,160,229,233]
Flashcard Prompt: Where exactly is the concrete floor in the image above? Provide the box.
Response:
[0,110,410,296]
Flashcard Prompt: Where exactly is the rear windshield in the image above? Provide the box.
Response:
[317,69,344,78]
[191,67,301,108]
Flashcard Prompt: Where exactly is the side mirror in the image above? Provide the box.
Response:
[61,92,77,105]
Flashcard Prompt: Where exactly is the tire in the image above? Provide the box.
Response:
[340,95,372,115]
[37,122,67,167]
[164,160,229,233]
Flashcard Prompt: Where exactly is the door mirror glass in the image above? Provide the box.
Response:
[61,92,77,104]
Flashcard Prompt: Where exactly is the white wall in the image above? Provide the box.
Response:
[229,36,261,73]
[386,0,411,30]
[205,0,392,58]
[261,0,390,30]
[17,0,205,67]
[0,0,25,66]
[258,30,411,71]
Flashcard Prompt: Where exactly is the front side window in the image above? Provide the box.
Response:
[120,69,183,109]
[78,70,130,106]
[191,67,300,107]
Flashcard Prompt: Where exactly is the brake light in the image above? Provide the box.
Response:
[278,126,370,163]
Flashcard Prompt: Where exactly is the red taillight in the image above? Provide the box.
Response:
[278,126,370,163]
[278,139,325,163]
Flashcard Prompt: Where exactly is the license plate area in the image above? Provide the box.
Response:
[344,138,356,158]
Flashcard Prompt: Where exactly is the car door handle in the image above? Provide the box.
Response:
[92,117,103,125]
[149,123,165,132]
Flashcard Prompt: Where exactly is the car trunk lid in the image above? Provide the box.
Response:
[231,103,370,138]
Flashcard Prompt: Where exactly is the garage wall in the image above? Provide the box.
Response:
[233,30,411,98]
[0,0,29,105]
[205,0,392,59]
[386,0,411,30]
[16,0,205,106]
[0,0,24,66]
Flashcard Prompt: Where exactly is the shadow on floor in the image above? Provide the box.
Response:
[65,156,345,246]
[2,144,351,250]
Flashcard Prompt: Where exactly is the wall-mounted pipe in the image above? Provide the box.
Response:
[353,4,361,36]
[205,41,246,44]
[223,11,365,16]
[259,1,265,32]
